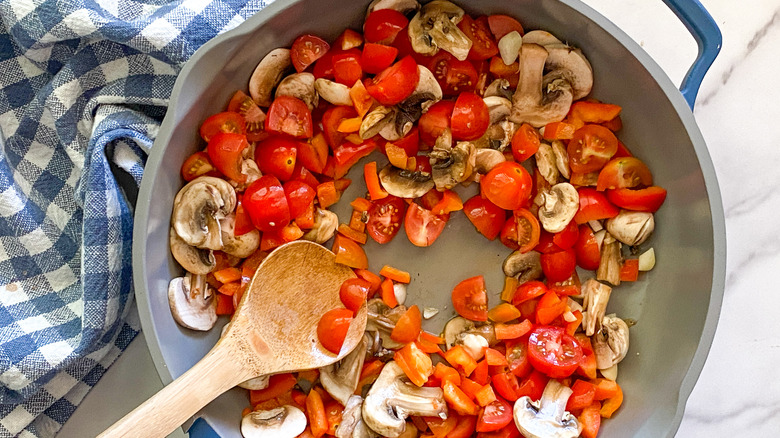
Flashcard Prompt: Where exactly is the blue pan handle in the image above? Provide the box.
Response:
[188,418,220,437]
[661,0,722,109]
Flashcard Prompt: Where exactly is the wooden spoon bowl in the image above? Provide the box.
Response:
[100,240,367,438]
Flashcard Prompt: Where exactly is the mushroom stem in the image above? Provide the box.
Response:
[597,233,622,286]
[537,380,574,424]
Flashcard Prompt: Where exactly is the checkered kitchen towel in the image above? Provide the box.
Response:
[0,0,272,436]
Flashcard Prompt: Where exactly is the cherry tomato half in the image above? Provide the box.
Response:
[458,15,499,61]
[607,186,667,213]
[540,248,577,283]
[339,278,371,314]
[405,202,449,247]
[317,308,353,354]
[255,136,298,181]
[332,51,363,87]
[427,51,478,96]
[574,224,601,270]
[364,55,419,105]
[181,151,216,182]
[363,9,408,44]
[527,325,583,378]
[243,175,291,232]
[463,195,507,240]
[487,14,525,39]
[452,275,488,322]
[596,157,654,191]
[480,161,533,211]
[282,180,315,219]
[476,396,513,432]
[207,132,249,182]
[361,42,399,74]
[366,195,407,244]
[291,34,330,73]
[511,123,540,163]
[567,124,618,174]
[265,95,313,139]
[451,92,490,141]
[418,100,455,146]
[199,111,246,143]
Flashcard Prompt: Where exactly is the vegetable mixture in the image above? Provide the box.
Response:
[167,1,666,437]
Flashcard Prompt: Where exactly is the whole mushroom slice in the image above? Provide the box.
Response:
[302,208,339,244]
[379,164,435,199]
[172,176,236,250]
[219,214,260,258]
[241,405,307,438]
[429,133,475,191]
[321,336,368,406]
[484,96,512,124]
[275,72,318,110]
[169,227,215,275]
[315,78,353,106]
[362,361,448,437]
[367,0,419,14]
[606,210,655,246]
[597,232,622,286]
[592,314,630,369]
[361,106,397,140]
[168,275,217,331]
[249,48,293,107]
[509,43,573,128]
[408,1,471,61]
[581,279,613,337]
[544,43,594,100]
[502,250,543,283]
[521,30,563,47]
[537,183,579,233]
[514,379,580,438]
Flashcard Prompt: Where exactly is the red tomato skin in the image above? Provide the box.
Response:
[451,92,490,141]
[317,308,353,354]
[361,43,399,74]
[527,326,583,378]
[427,51,478,96]
[366,195,407,244]
[291,34,330,72]
[574,224,601,270]
[463,195,507,240]
[607,186,667,212]
[243,175,291,232]
[452,276,489,322]
[552,220,579,250]
[364,9,408,44]
[339,278,371,314]
[283,180,316,219]
[418,100,455,146]
[255,136,298,181]
[265,95,313,139]
[480,162,533,211]
[404,202,449,247]
[511,123,541,163]
[200,112,246,143]
[458,15,499,61]
[364,55,419,105]
[540,248,577,283]
[568,124,619,174]
[322,105,358,149]
[487,15,525,39]
[574,188,620,224]
[476,396,513,432]
[207,132,249,182]
[332,51,363,87]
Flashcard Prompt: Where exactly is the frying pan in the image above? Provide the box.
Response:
[132,0,725,436]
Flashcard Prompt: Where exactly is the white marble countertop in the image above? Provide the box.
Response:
[57,0,780,436]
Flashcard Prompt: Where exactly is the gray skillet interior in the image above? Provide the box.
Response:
[132,0,726,436]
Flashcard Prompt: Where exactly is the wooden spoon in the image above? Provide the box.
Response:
[99,240,367,438]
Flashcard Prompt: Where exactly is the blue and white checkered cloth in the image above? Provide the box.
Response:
[0,0,272,436]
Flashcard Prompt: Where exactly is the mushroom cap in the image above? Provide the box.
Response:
[249,48,292,107]
[502,250,543,282]
[544,44,594,100]
[238,374,270,391]
[169,227,215,275]
[509,44,574,128]
[302,208,339,244]
[408,1,471,61]
[484,78,513,100]
[592,314,630,369]
[379,164,435,199]
[538,183,579,233]
[314,78,353,106]
[606,210,655,246]
[367,0,420,14]
[513,380,580,438]
[275,72,318,110]
[474,147,506,174]
[521,30,563,47]
[219,214,260,258]
[321,336,368,406]
[172,176,236,250]
[430,139,475,191]
[361,105,396,140]
[241,405,307,438]
[535,142,561,186]
[168,275,217,331]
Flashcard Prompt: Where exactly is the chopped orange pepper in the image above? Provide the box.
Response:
[394,342,433,387]
[458,376,482,400]
[568,101,622,124]
[484,348,508,366]
[494,320,533,340]
[215,293,234,315]
[348,209,367,233]
[385,142,409,169]
[431,190,463,215]
[474,384,497,407]
[213,267,242,284]
[295,201,316,230]
[578,401,602,438]
[337,223,368,245]
[349,79,374,117]
[620,258,639,282]
[249,373,297,405]
[564,309,583,336]
[443,345,478,376]
[380,277,398,308]
[360,360,384,381]
[500,276,520,302]
[542,121,577,140]
[332,234,368,270]
[442,380,479,415]
[433,363,461,386]
[344,133,364,144]
[488,302,522,323]
[305,387,328,438]
[355,269,382,295]
[350,197,372,212]
[316,181,341,208]
[390,305,422,344]
[217,281,240,297]
[337,116,362,133]
[591,378,620,400]
[379,265,411,283]
[363,161,388,200]
[599,383,623,418]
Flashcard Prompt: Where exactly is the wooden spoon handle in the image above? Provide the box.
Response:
[98,339,252,438]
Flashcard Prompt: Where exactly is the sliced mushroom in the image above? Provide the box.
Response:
[336,395,378,438]
[406,65,443,113]
[606,211,655,246]
[484,96,512,124]
[241,405,307,438]
[476,120,517,152]
[592,314,630,369]
[502,250,543,283]
[172,176,236,250]
[275,72,318,110]
[249,48,292,107]
[535,142,560,185]
[408,1,471,61]
[514,379,580,438]
[322,336,368,405]
[509,44,573,128]
[429,132,475,190]
[315,78,353,106]
[367,0,420,14]
[537,183,578,233]
[544,44,593,100]
[238,375,270,391]
[581,279,613,337]
[521,30,563,47]
[220,214,260,258]
[169,227,215,275]
[168,275,217,331]
[442,316,497,350]
[379,164,435,198]
[597,232,622,286]
[550,140,570,179]
[302,208,339,244]
[484,78,513,100]
[362,361,447,437]
[474,148,506,174]
[360,105,395,140]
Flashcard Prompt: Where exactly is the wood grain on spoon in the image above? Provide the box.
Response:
[99,240,367,438]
